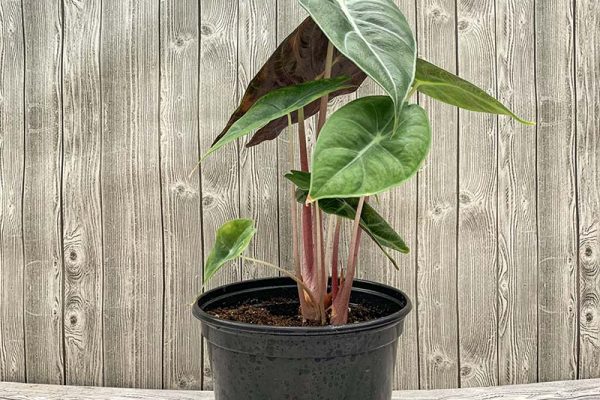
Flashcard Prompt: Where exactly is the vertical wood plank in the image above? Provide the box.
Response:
[100,0,163,388]
[238,0,279,277]
[355,0,419,390]
[199,0,239,389]
[495,0,538,385]
[160,0,202,390]
[22,0,64,384]
[576,0,600,380]
[416,0,459,390]
[456,0,498,388]
[535,0,578,382]
[62,0,103,386]
[0,0,25,383]
[276,0,304,275]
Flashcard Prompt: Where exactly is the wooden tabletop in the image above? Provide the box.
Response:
[0,379,599,399]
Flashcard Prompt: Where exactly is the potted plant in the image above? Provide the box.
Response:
[193,1,533,399]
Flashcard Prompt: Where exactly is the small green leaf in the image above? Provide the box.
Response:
[415,58,535,125]
[299,0,416,126]
[204,219,256,282]
[286,171,408,269]
[309,96,431,200]
[204,77,352,159]
[285,170,311,191]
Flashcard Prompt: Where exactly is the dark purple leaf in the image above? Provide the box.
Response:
[212,17,367,148]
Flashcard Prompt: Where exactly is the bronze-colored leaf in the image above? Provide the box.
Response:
[212,17,367,148]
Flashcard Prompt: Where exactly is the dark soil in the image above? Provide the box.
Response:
[207,296,389,327]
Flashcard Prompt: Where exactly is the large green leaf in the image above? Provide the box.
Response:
[286,170,408,269]
[204,219,256,282]
[204,77,352,159]
[309,96,430,200]
[299,0,416,125]
[415,58,534,125]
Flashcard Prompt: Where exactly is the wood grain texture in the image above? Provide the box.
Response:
[495,0,538,385]
[496,0,537,385]
[354,0,420,390]
[535,0,578,382]
[100,0,163,388]
[238,0,279,278]
[0,0,25,383]
[576,0,600,380]
[160,0,203,390]
[198,0,239,389]
[1,380,600,400]
[456,0,498,388]
[416,0,459,389]
[276,0,305,275]
[22,0,64,384]
[62,0,103,386]
[1,0,600,390]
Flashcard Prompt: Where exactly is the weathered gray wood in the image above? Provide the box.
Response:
[535,0,578,382]
[495,0,538,385]
[456,0,498,388]
[416,0,459,389]
[2,0,600,390]
[238,0,279,279]
[1,380,600,400]
[275,0,304,275]
[576,0,600,380]
[100,0,163,388]
[160,0,203,390]
[61,0,103,386]
[22,0,64,384]
[198,0,239,389]
[0,0,25,383]
[354,0,419,390]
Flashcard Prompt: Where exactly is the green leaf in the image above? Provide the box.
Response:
[204,219,256,282]
[286,171,408,269]
[415,58,535,125]
[309,96,431,200]
[212,17,368,148]
[204,77,352,159]
[299,0,416,126]
[285,170,311,191]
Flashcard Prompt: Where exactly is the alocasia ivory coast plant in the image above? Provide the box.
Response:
[201,0,533,326]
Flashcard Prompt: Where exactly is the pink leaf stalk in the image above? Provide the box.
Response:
[316,41,334,134]
[315,201,326,324]
[287,114,312,317]
[331,217,342,301]
[297,108,320,320]
[331,197,366,325]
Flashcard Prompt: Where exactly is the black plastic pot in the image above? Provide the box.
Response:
[193,277,411,400]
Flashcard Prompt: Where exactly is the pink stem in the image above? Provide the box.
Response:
[331,218,342,301]
[331,197,366,325]
[317,41,334,135]
[297,108,314,280]
[297,108,319,320]
[297,107,309,171]
[287,114,310,317]
[315,201,326,324]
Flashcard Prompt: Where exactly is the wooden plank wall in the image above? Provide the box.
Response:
[0,0,598,391]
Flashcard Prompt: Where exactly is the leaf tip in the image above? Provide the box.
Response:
[519,118,536,126]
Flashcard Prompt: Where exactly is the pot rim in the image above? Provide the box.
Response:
[193,277,412,336]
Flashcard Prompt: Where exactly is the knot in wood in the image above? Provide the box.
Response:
[200,24,213,36]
